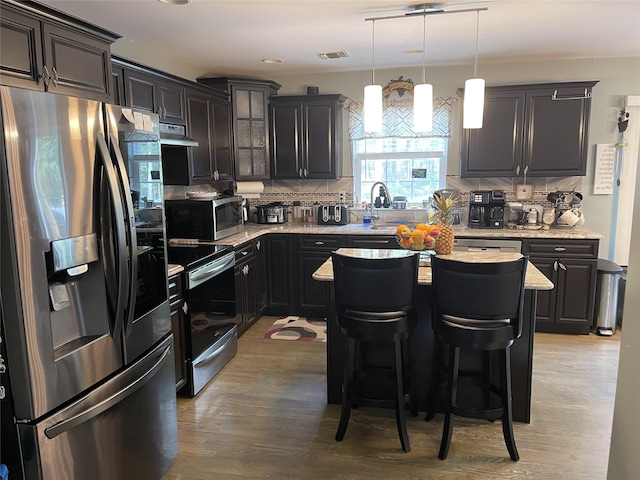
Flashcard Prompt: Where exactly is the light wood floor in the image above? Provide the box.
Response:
[163,316,621,480]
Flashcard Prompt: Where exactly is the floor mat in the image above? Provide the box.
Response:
[262,316,327,342]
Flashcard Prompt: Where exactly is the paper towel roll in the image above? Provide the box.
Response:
[234,181,264,199]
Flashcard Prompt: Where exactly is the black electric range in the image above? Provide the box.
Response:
[167,243,233,271]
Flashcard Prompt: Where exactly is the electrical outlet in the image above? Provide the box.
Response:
[338,191,346,204]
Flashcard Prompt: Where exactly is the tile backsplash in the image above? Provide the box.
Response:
[163,174,583,225]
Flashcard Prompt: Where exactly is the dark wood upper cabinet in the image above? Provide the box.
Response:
[122,68,186,124]
[270,94,346,179]
[111,65,125,106]
[0,2,118,102]
[167,86,232,185]
[460,81,598,178]
[197,78,281,181]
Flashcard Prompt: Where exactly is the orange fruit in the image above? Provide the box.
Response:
[410,229,425,238]
[416,223,429,231]
[399,237,414,249]
[396,224,409,235]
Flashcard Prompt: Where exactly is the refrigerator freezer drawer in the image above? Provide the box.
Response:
[18,335,178,480]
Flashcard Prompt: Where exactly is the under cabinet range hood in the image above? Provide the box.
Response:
[159,122,199,146]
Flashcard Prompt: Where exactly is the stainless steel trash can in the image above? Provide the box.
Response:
[593,259,623,336]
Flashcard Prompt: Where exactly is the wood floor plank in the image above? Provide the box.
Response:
[163,316,620,479]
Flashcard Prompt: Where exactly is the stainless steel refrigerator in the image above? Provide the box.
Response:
[0,86,178,479]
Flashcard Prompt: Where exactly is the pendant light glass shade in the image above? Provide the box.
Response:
[364,84,383,132]
[414,83,433,132]
[463,78,485,129]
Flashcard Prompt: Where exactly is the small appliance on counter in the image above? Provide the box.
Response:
[256,202,287,224]
[317,204,350,225]
[468,190,505,229]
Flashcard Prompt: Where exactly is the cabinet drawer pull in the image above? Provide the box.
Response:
[168,281,177,289]
[314,241,325,246]
[559,262,567,271]
[241,251,248,256]
[554,247,566,252]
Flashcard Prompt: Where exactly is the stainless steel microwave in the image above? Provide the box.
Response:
[165,196,243,241]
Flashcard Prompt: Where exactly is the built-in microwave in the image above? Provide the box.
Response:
[165,196,243,241]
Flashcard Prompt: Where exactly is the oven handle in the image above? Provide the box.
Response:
[188,252,235,289]
[193,331,236,368]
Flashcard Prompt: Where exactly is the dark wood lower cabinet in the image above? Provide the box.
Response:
[235,240,260,335]
[523,239,599,334]
[347,235,400,249]
[296,234,346,317]
[264,234,295,316]
[168,272,187,391]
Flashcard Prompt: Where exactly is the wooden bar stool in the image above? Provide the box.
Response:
[331,251,419,453]
[426,255,528,461]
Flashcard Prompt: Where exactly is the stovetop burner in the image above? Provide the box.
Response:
[167,243,233,270]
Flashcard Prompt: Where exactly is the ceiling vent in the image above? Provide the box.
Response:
[317,51,350,60]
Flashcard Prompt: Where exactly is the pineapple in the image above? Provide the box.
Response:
[432,192,459,255]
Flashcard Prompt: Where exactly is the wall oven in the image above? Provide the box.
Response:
[167,244,238,397]
[165,196,243,241]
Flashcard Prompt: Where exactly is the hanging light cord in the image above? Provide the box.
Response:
[421,15,427,83]
[371,19,376,84]
[473,11,480,78]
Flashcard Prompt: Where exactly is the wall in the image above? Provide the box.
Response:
[607,124,640,477]
[265,57,640,258]
[140,54,640,256]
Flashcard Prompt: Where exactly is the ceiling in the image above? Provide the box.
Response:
[38,0,640,77]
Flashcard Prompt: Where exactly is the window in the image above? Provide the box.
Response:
[349,97,453,206]
[354,137,447,205]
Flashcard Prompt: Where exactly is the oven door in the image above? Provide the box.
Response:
[185,251,239,396]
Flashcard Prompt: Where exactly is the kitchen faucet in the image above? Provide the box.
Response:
[369,181,392,229]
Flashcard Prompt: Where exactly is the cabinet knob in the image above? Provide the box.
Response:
[559,262,567,271]
[516,165,520,176]
[524,165,529,175]
[256,240,261,250]
[303,168,308,177]
[553,260,558,271]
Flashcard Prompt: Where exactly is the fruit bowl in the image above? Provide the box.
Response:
[394,223,441,251]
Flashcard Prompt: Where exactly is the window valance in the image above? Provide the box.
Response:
[349,97,453,141]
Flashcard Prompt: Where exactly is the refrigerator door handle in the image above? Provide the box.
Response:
[108,134,138,334]
[44,341,173,439]
[96,134,129,339]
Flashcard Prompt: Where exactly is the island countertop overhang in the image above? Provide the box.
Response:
[312,249,554,290]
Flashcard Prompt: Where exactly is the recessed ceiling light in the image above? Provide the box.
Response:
[158,0,190,5]
[404,49,424,55]
[262,59,283,64]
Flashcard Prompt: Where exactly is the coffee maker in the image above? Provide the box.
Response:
[468,190,506,229]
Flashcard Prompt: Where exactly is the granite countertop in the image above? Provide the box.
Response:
[167,263,184,277]
[312,249,554,291]
[211,222,603,248]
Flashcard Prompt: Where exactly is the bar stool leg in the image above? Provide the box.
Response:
[499,346,519,461]
[425,338,443,422]
[438,345,460,460]
[393,340,411,453]
[336,337,354,442]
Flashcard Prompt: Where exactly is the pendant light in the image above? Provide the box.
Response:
[414,14,433,132]
[463,10,485,129]
[364,19,382,133]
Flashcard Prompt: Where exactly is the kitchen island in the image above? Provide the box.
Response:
[313,249,554,423]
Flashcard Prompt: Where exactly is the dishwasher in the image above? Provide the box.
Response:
[453,237,522,253]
